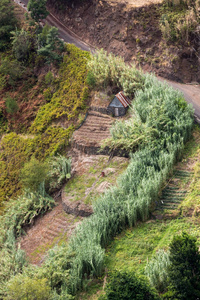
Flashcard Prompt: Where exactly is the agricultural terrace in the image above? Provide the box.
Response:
[0,49,194,298]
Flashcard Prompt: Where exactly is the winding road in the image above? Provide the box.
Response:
[14,0,200,122]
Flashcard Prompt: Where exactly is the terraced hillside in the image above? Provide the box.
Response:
[72,110,114,155]
[20,200,83,265]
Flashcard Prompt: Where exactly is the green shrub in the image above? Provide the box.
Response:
[7,275,51,300]
[0,0,18,50]
[38,27,65,65]
[0,58,25,87]
[20,156,49,192]
[100,271,160,300]
[145,250,170,292]
[46,155,71,193]
[45,71,54,85]
[0,230,27,298]
[165,232,200,299]
[87,49,144,98]
[11,28,37,63]
[86,70,96,88]
[5,96,19,114]
[2,189,55,237]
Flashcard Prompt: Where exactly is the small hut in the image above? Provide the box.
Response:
[107,91,130,117]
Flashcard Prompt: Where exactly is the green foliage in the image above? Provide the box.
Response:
[0,0,18,50]
[0,230,27,298]
[7,275,51,300]
[1,189,55,237]
[0,133,33,204]
[0,58,25,87]
[34,126,74,159]
[38,245,73,290]
[11,28,37,63]
[38,26,65,65]
[100,271,160,300]
[160,0,199,43]
[86,70,96,88]
[45,70,54,85]
[5,96,19,114]
[165,232,200,299]
[102,116,159,152]
[20,156,49,192]
[105,74,193,153]
[27,0,49,23]
[30,44,90,133]
[145,250,170,292]
[64,73,193,294]
[87,49,144,98]
[0,127,73,204]
[47,155,71,193]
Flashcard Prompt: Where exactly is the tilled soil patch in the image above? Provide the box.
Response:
[20,199,82,265]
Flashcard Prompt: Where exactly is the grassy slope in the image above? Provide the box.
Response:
[77,126,200,299]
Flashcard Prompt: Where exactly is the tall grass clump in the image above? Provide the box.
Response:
[0,190,55,238]
[47,155,71,193]
[160,0,200,43]
[0,229,27,298]
[87,49,144,98]
[145,250,171,292]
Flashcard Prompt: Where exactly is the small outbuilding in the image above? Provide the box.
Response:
[107,91,130,117]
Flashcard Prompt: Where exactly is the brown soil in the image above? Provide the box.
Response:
[19,199,83,265]
[73,110,113,149]
[47,0,200,83]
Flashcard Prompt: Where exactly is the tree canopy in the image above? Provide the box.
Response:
[100,271,160,300]
[167,232,200,299]
[27,0,49,23]
[0,0,18,50]
[38,26,65,64]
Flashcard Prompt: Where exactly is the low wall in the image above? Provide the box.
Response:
[72,141,129,157]
[62,187,93,217]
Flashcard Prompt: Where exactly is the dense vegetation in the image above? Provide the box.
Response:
[1,51,191,299]
[99,271,159,300]
[62,58,193,294]
[160,0,200,43]
[0,1,198,299]
[0,43,89,206]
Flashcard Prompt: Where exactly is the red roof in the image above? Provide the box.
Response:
[115,91,130,108]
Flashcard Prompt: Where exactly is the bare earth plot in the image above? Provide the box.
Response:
[20,200,83,265]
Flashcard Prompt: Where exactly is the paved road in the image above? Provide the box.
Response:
[13,0,200,121]
[14,0,93,52]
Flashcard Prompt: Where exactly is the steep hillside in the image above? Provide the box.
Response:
[47,0,200,83]
[1,2,199,299]
[0,43,90,208]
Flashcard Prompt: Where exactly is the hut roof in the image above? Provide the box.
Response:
[115,91,130,108]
